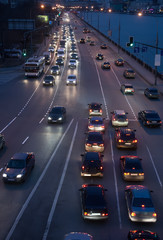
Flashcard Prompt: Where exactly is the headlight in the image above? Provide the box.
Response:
[58,117,62,120]
[16,174,23,179]
[73,80,76,83]
[3,173,7,178]
[43,81,45,83]
[50,81,52,83]
[48,117,52,120]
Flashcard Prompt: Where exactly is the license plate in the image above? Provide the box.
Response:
[125,143,131,145]
[152,121,157,123]
[91,213,101,216]
[84,174,91,176]
[8,179,15,181]
[131,173,138,176]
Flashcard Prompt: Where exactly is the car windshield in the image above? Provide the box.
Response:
[91,105,101,110]
[128,70,134,73]
[8,160,25,169]
[88,134,102,142]
[91,119,103,124]
[149,89,158,93]
[146,113,159,118]
[116,115,127,120]
[133,198,153,208]
[45,76,53,80]
[52,66,59,70]
[125,159,142,170]
[125,85,133,88]
[68,76,76,79]
[51,108,62,114]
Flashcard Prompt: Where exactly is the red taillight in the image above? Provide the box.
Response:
[100,110,102,113]
[102,213,108,217]
[86,143,91,147]
[147,121,150,124]
[84,212,88,216]
[133,139,138,143]
[153,213,157,217]
[124,172,130,176]
[141,204,145,208]
[131,212,136,217]
[89,125,94,128]
[101,125,105,128]
[160,121,162,123]
[99,143,104,147]
[100,166,103,170]
[89,109,92,113]
[118,139,124,143]
[82,166,85,170]
[139,173,144,176]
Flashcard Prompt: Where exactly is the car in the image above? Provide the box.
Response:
[56,58,64,66]
[79,184,108,220]
[43,75,55,86]
[123,69,135,78]
[111,110,128,127]
[68,59,77,69]
[81,152,103,177]
[100,44,107,49]
[50,65,61,75]
[85,131,104,152]
[138,110,162,127]
[80,38,85,43]
[71,43,77,49]
[115,58,124,66]
[128,230,159,240]
[96,53,103,60]
[101,61,111,69]
[64,232,93,240]
[120,83,134,94]
[2,152,35,183]
[88,103,102,116]
[83,28,90,33]
[48,106,66,123]
[86,36,91,42]
[120,155,144,181]
[144,87,159,99]
[0,134,5,150]
[71,53,78,60]
[48,46,55,52]
[88,117,105,132]
[70,48,77,53]
[90,41,95,46]
[125,185,157,222]
[115,128,137,149]
[66,74,77,85]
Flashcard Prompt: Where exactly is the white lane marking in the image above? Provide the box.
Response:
[146,145,162,188]
[0,168,3,172]
[110,133,122,229]
[111,67,137,120]
[42,122,78,240]
[93,59,109,120]
[5,118,74,240]
[0,117,17,134]
[22,136,29,145]
[39,118,44,124]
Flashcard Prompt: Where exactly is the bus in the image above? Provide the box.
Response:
[24,56,45,77]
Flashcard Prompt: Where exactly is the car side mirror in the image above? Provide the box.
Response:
[81,154,84,157]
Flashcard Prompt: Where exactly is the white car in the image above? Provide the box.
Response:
[111,110,128,127]
[66,74,77,86]
[68,59,77,69]
[48,46,55,52]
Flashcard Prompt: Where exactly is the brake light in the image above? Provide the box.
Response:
[99,144,104,147]
[86,143,91,147]
[118,139,124,143]
[113,118,116,121]
[82,166,85,170]
[102,213,108,216]
[159,121,162,123]
[124,172,130,176]
[100,166,103,170]
[131,212,136,217]
[98,184,102,187]
[132,139,138,143]
[153,213,157,217]
[84,212,88,216]
[141,205,145,208]
[100,110,102,113]
[89,125,94,128]
[147,121,150,124]
[139,173,144,176]
[89,109,92,112]
[101,125,105,128]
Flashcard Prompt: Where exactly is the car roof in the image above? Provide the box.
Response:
[88,131,102,136]
[12,152,29,160]
[52,106,64,110]
[64,232,93,240]
[84,152,100,160]
[126,185,150,198]
[68,74,76,77]
[119,128,134,133]
[143,110,157,114]
[89,102,101,106]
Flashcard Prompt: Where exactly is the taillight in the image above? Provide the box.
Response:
[102,213,108,216]
[159,121,162,123]
[147,121,150,124]
[89,125,94,128]
[86,143,91,147]
[139,173,144,176]
[84,212,88,216]
[131,212,136,217]
[82,166,85,170]
[118,139,124,143]
[101,125,105,128]
[89,109,92,112]
[100,110,102,113]
[99,144,104,147]
[100,166,103,170]
[132,139,138,143]
[124,172,130,176]
[153,213,157,217]
[141,205,145,208]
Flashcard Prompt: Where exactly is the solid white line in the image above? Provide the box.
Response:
[146,145,162,188]
[39,118,44,124]
[22,136,29,145]
[5,118,74,240]
[0,168,3,172]
[110,133,122,229]
[93,59,109,120]
[0,117,17,133]
[111,67,137,120]
[42,122,78,240]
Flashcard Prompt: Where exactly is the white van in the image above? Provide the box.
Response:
[43,51,51,64]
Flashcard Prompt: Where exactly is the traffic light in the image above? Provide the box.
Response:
[126,36,134,47]
[23,49,27,57]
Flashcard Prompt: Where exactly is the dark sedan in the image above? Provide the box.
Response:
[115,58,124,66]
[2,152,35,183]
[43,75,55,86]
[144,87,159,99]
[85,132,104,152]
[115,128,137,149]
[56,58,64,66]
[120,155,144,181]
[79,184,108,220]
[96,54,104,60]
[100,44,107,49]
[88,103,102,116]
[81,152,103,177]
[101,62,111,69]
[50,65,61,75]
[48,106,66,123]
[138,110,162,127]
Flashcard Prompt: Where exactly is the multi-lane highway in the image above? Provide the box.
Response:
[0,12,163,240]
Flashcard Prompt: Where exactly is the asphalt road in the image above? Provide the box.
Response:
[0,13,163,240]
